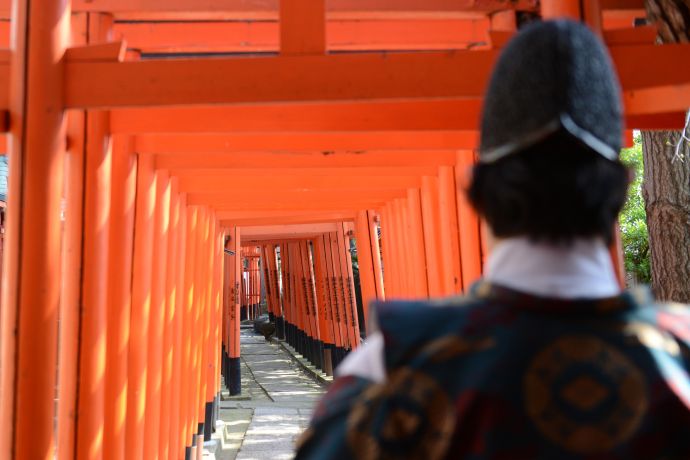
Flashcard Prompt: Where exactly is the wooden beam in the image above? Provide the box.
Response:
[218,210,354,220]
[176,175,421,192]
[110,19,489,53]
[601,9,645,29]
[62,45,690,115]
[134,132,480,152]
[111,100,482,133]
[187,190,406,206]
[241,224,339,238]
[64,41,127,62]
[155,151,458,170]
[0,0,539,18]
[210,200,388,211]
[111,102,684,133]
[65,50,497,108]
[241,236,322,244]
[625,84,690,115]
[225,218,353,226]
[220,213,355,226]
[599,0,644,9]
[169,167,442,178]
[611,44,690,91]
[491,25,656,48]
[280,0,325,55]
[626,111,687,130]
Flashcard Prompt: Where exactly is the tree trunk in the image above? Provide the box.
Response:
[640,131,690,301]
[641,0,690,301]
[645,0,690,43]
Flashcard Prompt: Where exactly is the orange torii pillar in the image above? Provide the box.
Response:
[354,210,385,334]
[244,250,252,320]
[394,198,416,297]
[223,227,242,395]
[126,154,157,460]
[179,206,198,458]
[283,242,298,352]
[268,244,286,338]
[312,235,337,375]
[188,206,208,459]
[193,207,215,453]
[243,248,254,320]
[438,166,464,294]
[58,107,88,459]
[0,1,68,458]
[297,239,323,370]
[251,249,262,319]
[143,170,171,460]
[187,206,214,458]
[240,250,248,321]
[421,175,446,297]
[72,12,114,460]
[455,151,483,288]
[104,136,137,460]
[337,225,362,347]
[355,211,383,325]
[324,232,348,368]
[261,245,273,321]
[408,188,430,297]
[222,236,231,393]
[303,240,324,370]
[262,244,283,332]
[379,203,401,299]
[280,242,298,351]
[324,229,362,368]
[291,242,309,360]
[267,244,282,327]
[203,220,223,443]
[158,176,181,460]
[168,191,188,460]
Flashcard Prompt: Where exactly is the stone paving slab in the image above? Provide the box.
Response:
[215,329,327,460]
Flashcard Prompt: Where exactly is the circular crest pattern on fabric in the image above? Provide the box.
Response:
[524,335,648,454]
[346,367,455,460]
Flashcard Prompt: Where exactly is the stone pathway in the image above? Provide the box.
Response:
[214,328,326,460]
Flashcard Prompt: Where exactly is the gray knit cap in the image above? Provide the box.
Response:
[479,20,623,163]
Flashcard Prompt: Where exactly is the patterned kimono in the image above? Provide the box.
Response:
[296,282,690,459]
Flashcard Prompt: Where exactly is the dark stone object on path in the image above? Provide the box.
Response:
[228,357,241,395]
[253,314,276,341]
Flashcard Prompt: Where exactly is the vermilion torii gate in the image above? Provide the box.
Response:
[0,0,689,459]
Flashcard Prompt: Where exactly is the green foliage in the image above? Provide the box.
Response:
[619,136,651,284]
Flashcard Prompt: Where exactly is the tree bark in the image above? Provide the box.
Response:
[640,131,690,301]
[645,0,690,43]
[640,0,690,302]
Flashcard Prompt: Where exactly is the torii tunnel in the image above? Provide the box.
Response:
[0,0,689,459]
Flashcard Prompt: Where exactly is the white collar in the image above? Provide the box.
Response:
[484,237,621,299]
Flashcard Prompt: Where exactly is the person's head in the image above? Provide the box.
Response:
[468,19,629,245]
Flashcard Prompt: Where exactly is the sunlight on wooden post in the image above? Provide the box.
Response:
[0,0,70,458]
[126,153,157,460]
[57,108,86,460]
[169,194,188,459]
[143,171,171,460]
[104,136,136,460]
[180,206,198,455]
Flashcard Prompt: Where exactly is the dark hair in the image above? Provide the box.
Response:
[467,130,629,245]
